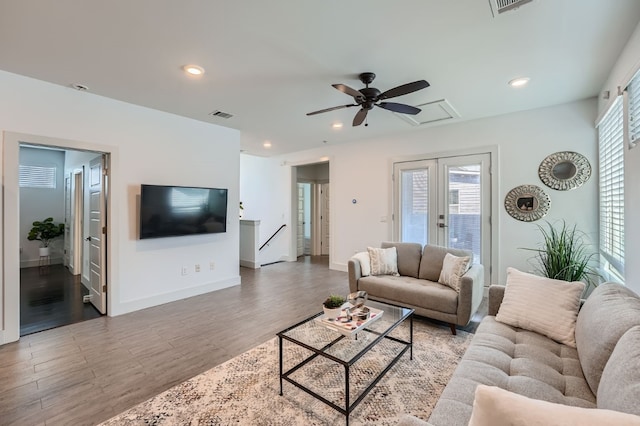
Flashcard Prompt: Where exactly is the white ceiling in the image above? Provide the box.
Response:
[0,1,639,156]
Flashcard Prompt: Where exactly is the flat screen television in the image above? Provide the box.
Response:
[139,184,228,239]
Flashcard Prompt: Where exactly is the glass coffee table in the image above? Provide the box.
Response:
[277,300,414,425]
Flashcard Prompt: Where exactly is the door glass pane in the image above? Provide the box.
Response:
[447,165,481,263]
[401,169,428,246]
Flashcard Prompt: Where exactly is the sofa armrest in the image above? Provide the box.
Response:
[488,284,506,316]
[457,263,484,325]
[396,414,432,426]
[347,259,361,293]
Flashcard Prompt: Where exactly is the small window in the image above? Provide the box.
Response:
[19,165,56,189]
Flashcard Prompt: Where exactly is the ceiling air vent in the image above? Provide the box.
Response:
[489,0,533,16]
[395,99,460,127]
[209,110,234,119]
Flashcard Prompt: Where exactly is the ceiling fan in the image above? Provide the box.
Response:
[307,72,430,127]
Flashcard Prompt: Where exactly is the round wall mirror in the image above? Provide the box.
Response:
[539,151,591,191]
[505,185,551,222]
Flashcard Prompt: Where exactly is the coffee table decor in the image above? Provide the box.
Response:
[315,304,384,337]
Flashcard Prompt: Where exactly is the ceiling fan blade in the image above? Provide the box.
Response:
[377,102,421,115]
[379,80,430,100]
[306,104,357,116]
[353,108,368,126]
[333,84,365,99]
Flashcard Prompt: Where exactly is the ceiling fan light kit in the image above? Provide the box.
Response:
[307,72,430,127]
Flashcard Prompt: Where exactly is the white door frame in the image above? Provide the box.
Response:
[391,146,499,286]
[1,131,117,345]
[72,169,84,276]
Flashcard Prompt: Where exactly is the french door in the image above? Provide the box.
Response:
[393,153,492,284]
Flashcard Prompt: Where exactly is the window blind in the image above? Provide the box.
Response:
[626,70,640,147]
[598,96,624,275]
[19,165,56,189]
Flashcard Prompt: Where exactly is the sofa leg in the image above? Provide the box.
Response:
[449,323,457,335]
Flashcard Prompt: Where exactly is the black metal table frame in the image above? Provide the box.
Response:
[277,307,414,426]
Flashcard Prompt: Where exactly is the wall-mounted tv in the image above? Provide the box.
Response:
[139,184,228,239]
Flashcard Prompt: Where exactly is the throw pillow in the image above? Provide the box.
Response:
[437,253,470,292]
[367,247,399,276]
[469,385,640,426]
[351,251,371,276]
[495,267,585,348]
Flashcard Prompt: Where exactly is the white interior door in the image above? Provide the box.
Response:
[320,183,330,256]
[88,156,107,314]
[394,153,492,284]
[297,183,304,257]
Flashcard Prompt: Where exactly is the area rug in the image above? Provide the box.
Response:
[101,318,472,425]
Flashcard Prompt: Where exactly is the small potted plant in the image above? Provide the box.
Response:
[323,294,346,320]
[27,217,65,256]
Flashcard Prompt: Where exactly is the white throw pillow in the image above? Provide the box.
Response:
[367,247,399,276]
[495,267,585,348]
[469,385,640,426]
[351,251,371,276]
[438,253,470,292]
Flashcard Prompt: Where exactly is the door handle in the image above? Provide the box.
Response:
[85,236,92,241]
[438,223,448,228]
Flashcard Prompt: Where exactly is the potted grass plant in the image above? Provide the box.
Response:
[522,220,599,292]
[323,294,346,320]
[27,217,65,256]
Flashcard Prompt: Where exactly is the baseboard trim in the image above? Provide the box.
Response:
[240,259,261,269]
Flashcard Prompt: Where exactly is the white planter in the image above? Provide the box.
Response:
[39,247,50,257]
[323,306,343,320]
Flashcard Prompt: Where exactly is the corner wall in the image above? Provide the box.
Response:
[241,99,598,286]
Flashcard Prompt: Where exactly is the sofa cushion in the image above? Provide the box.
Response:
[367,246,399,276]
[597,325,640,416]
[428,316,595,426]
[381,241,422,278]
[358,275,458,314]
[575,283,640,395]
[351,251,371,276]
[468,385,640,426]
[438,253,470,293]
[419,245,473,281]
[495,268,584,348]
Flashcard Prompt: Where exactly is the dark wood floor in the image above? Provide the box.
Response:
[1,256,486,426]
[20,265,103,336]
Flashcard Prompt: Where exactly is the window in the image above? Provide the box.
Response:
[598,96,624,277]
[626,70,640,148]
[19,165,56,189]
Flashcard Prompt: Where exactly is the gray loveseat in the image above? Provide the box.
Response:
[348,242,484,334]
[401,282,640,425]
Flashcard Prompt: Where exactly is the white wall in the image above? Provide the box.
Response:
[599,21,640,294]
[19,146,66,267]
[0,70,240,345]
[240,99,599,286]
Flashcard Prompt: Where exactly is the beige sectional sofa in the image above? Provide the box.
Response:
[348,242,484,334]
[400,282,640,425]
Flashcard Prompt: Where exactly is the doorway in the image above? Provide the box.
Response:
[18,143,108,335]
[294,162,330,260]
[393,153,493,284]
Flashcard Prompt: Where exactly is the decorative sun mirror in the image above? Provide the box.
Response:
[538,151,591,191]
[504,185,551,222]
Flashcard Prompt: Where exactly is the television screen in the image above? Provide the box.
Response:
[139,184,228,239]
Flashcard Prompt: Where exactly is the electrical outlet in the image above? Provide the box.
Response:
[195,264,201,273]
[181,266,188,276]
[209,261,215,270]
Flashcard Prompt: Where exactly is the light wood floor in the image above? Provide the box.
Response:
[0,256,485,426]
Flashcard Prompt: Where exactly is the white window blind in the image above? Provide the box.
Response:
[626,70,640,147]
[19,165,56,189]
[598,96,624,276]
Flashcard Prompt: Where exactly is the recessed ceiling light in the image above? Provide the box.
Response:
[332,122,343,129]
[182,65,205,76]
[508,77,530,88]
[263,141,272,148]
